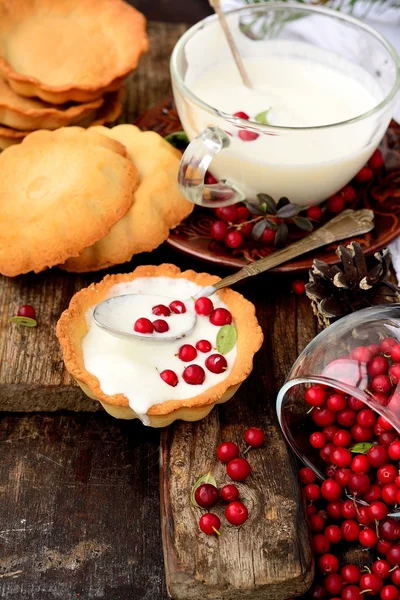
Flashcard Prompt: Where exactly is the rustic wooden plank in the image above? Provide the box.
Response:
[160,276,314,600]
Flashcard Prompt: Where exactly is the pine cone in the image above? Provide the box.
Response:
[306,242,400,329]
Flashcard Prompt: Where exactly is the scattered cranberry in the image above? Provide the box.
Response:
[225,500,248,525]
[134,317,154,334]
[243,427,265,448]
[220,484,239,503]
[238,130,259,142]
[351,346,373,363]
[169,300,186,314]
[333,430,352,447]
[217,441,239,463]
[373,559,391,579]
[311,432,326,449]
[199,513,220,536]
[194,483,219,509]
[313,409,336,427]
[233,111,250,120]
[307,206,323,221]
[328,394,347,412]
[292,280,306,295]
[225,230,243,249]
[17,304,36,319]
[152,304,170,317]
[342,565,361,585]
[211,220,229,241]
[368,356,389,376]
[381,585,400,600]
[360,573,383,595]
[312,534,330,555]
[351,454,370,474]
[324,573,343,596]
[379,518,400,542]
[327,194,345,213]
[341,500,357,520]
[182,364,205,385]
[369,501,389,521]
[367,444,389,467]
[216,206,239,223]
[153,319,169,333]
[381,338,398,353]
[342,520,360,542]
[321,479,342,502]
[194,297,214,316]
[205,354,228,374]
[331,447,352,467]
[342,184,356,203]
[196,339,212,353]
[355,166,374,183]
[368,148,384,170]
[359,528,378,548]
[205,171,218,185]
[209,308,232,326]
[178,344,197,362]
[226,458,251,482]
[325,525,342,544]
[261,227,275,245]
[388,440,400,460]
[237,206,250,220]
[305,385,327,407]
[318,553,339,574]
[160,369,178,387]
[299,467,316,484]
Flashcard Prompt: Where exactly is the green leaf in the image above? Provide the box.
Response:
[251,220,268,241]
[190,472,217,508]
[164,130,189,150]
[276,197,290,211]
[257,193,276,215]
[293,216,314,232]
[216,324,237,355]
[264,219,277,231]
[254,108,271,125]
[244,200,264,216]
[277,203,301,218]
[8,316,37,328]
[350,442,374,454]
[275,222,288,248]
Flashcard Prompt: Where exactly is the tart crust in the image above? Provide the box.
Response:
[0,0,148,104]
[56,264,263,426]
[59,125,193,272]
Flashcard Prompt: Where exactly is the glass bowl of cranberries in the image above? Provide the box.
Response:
[277,304,400,513]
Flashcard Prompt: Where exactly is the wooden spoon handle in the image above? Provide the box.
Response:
[212,209,375,292]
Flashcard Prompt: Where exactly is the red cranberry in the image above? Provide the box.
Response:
[312,534,330,554]
[373,392,389,406]
[318,553,339,574]
[225,500,248,525]
[342,184,356,203]
[305,385,327,407]
[357,409,376,427]
[196,340,212,353]
[389,363,400,384]
[216,206,239,223]
[342,520,360,542]
[313,408,336,427]
[351,346,373,362]
[153,319,169,333]
[220,484,239,503]
[368,356,389,376]
[342,500,357,519]
[328,394,347,412]
[238,130,259,142]
[372,375,392,394]
[309,584,327,600]
[377,464,398,484]
[351,455,370,474]
[325,524,342,544]
[381,585,399,600]
[237,219,253,237]
[205,171,218,185]
[333,430,352,447]
[17,304,36,319]
[326,501,343,520]
[307,205,323,221]
[217,441,239,463]
[388,440,400,460]
[321,479,342,502]
[348,397,365,411]
[372,559,391,579]
[391,568,400,586]
[342,564,361,584]
[359,528,378,548]
[310,432,326,449]
[324,573,343,596]
[390,344,400,362]
[243,427,264,448]
[357,505,373,525]
[160,369,178,387]
[364,484,382,503]
[355,166,373,182]
[335,468,351,488]
[152,304,171,317]
[387,545,400,567]
[368,344,381,357]
[378,416,395,431]
[369,501,389,521]
[237,205,250,220]
[337,409,357,428]
[379,431,398,448]
[194,483,219,508]
[320,443,335,463]
[379,518,400,542]
[299,467,316,485]
[351,424,373,442]
[211,220,229,241]
[326,464,337,478]
[209,308,232,326]
[182,364,205,385]
[194,297,214,316]
[309,514,325,533]
[225,230,243,249]
[368,148,384,170]
[199,513,220,535]
[331,447,352,467]
[169,300,186,314]
[367,444,389,467]
[382,484,399,506]
[381,338,398,353]
[233,111,250,120]
[205,354,228,374]
[178,344,197,362]
[348,473,370,496]
[291,280,306,295]
[323,425,339,441]
[226,458,251,482]
[327,194,345,213]
[360,573,383,594]
[134,317,154,334]
[342,585,362,600]
[377,540,393,556]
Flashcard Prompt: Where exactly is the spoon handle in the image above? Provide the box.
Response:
[210,209,375,293]
[208,0,252,88]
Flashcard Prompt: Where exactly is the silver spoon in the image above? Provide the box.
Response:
[93,209,374,342]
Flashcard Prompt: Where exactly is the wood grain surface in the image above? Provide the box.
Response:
[0,16,315,600]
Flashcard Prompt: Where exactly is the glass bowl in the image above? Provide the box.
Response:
[170,2,400,208]
[277,305,400,493]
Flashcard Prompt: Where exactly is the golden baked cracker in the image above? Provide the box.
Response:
[0,0,148,104]
[0,128,138,276]
[60,125,193,272]
[21,126,128,157]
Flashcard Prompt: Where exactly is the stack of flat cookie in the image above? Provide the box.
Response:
[0,125,193,277]
[0,0,148,149]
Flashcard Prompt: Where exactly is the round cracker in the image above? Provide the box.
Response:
[0,128,138,276]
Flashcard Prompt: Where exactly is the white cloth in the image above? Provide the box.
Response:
[221,0,400,277]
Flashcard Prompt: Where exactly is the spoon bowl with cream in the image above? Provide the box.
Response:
[171,2,400,208]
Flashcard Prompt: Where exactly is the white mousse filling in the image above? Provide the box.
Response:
[82,277,237,424]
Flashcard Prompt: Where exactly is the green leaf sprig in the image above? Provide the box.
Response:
[190,472,217,508]
[8,316,37,328]
[216,325,237,355]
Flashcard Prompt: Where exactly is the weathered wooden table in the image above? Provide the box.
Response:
[0,4,317,599]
